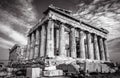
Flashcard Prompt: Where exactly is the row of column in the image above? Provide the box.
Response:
[26,19,55,60]
[26,19,109,61]
[55,23,109,61]
[26,25,46,60]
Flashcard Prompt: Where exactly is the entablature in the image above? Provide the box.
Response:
[49,11,108,38]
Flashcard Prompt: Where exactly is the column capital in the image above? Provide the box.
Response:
[91,33,95,36]
[97,35,103,39]
[103,37,107,41]
[84,31,91,35]
[48,17,54,21]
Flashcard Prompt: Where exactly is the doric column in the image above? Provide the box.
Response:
[93,34,100,60]
[86,32,93,59]
[29,33,35,59]
[40,25,46,57]
[70,28,76,58]
[27,36,31,60]
[59,23,66,57]
[103,38,109,61]
[54,29,59,55]
[28,35,32,60]
[98,37,105,61]
[46,19,54,58]
[34,30,39,58]
[79,30,85,59]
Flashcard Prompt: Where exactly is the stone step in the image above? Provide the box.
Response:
[40,76,70,78]
[43,69,63,77]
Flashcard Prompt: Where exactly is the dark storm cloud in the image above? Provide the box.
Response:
[32,0,79,18]
[0,0,38,24]
[0,0,38,48]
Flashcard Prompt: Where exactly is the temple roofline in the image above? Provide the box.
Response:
[28,5,109,36]
[45,5,109,34]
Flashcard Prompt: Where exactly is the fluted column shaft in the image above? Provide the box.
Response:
[93,34,100,60]
[54,29,59,55]
[34,30,40,58]
[103,39,109,61]
[79,30,85,59]
[27,36,31,60]
[46,19,54,57]
[59,23,65,57]
[29,33,35,59]
[40,25,46,57]
[70,28,76,58]
[99,37,105,61]
[86,32,93,59]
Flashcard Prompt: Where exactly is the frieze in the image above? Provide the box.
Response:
[49,11,107,38]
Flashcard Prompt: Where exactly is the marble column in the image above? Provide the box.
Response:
[70,28,76,58]
[93,34,100,60]
[34,30,39,58]
[99,37,105,61]
[28,35,32,60]
[54,29,59,55]
[56,30,59,55]
[46,19,54,57]
[79,30,85,59]
[40,25,46,57]
[59,23,65,57]
[86,32,93,59]
[103,38,109,61]
[29,33,35,59]
[27,36,31,60]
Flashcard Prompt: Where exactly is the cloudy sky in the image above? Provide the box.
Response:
[0,0,120,63]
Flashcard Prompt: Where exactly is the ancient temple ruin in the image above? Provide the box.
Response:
[24,5,112,77]
[26,5,109,61]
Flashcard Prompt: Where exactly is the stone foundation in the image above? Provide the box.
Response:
[26,68,42,78]
[43,69,63,76]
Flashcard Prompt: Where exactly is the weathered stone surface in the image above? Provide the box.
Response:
[26,36,30,60]
[40,25,46,57]
[79,30,86,59]
[46,19,55,57]
[64,31,70,57]
[86,33,94,60]
[50,11,107,38]
[93,34,100,60]
[29,33,35,59]
[26,68,41,78]
[44,66,56,70]
[43,70,63,76]
[101,64,110,73]
[70,28,76,58]
[99,37,105,61]
[85,61,101,73]
[59,24,66,57]
[103,39,109,61]
[34,30,40,58]
[54,29,60,55]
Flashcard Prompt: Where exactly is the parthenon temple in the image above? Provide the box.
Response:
[26,5,109,62]
[24,5,112,77]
